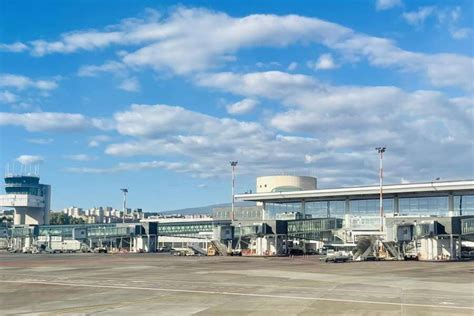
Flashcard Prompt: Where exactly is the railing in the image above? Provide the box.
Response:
[0,194,45,208]
[211,240,228,256]
[157,221,214,236]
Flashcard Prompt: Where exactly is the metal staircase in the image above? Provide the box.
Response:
[211,240,228,256]
[382,241,400,259]
[333,229,354,243]
[188,243,207,256]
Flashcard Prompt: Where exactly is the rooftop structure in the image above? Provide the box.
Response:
[256,175,317,193]
[236,179,474,230]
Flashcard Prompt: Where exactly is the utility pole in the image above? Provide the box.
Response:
[230,161,238,221]
[375,147,386,232]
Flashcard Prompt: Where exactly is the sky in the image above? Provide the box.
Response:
[0,0,473,212]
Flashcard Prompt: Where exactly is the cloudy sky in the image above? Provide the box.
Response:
[0,0,473,211]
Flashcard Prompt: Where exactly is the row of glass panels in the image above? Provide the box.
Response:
[37,224,130,237]
[265,195,474,219]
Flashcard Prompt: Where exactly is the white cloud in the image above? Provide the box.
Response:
[226,98,259,115]
[64,154,97,161]
[78,61,127,77]
[0,74,58,91]
[0,42,28,52]
[30,31,123,56]
[17,7,473,91]
[66,160,219,178]
[256,61,281,68]
[119,77,140,92]
[114,103,262,139]
[402,7,436,26]
[403,6,467,35]
[194,69,473,181]
[197,71,319,100]
[0,112,107,132]
[287,62,298,71]
[16,155,44,165]
[78,62,139,92]
[27,138,54,145]
[450,28,472,40]
[35,80,58,90]
[9,73,469,184]
[376,0,402,11]
[308,53,338,70]
[88,135,112,147]
[0,91,18,103]
[101,103,330,178]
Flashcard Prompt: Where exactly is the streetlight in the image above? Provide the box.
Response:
[120,188,128,224]
[375,147,386,232]
[230,161,238,221]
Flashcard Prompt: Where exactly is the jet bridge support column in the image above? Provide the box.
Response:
[448,193,454,217]
[344,198,351,229]
[394,195,400,215]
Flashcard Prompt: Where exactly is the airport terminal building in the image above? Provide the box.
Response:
[235,176,474,227]
[1,174,474,260]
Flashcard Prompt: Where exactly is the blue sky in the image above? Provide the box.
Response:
[0,0,473,211]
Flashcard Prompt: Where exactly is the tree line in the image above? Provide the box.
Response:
[49,213,85,225]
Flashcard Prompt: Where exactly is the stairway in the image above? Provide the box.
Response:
[382,241,400,259]
[211,240,228,256]
[188,243,207,256]
[333,229,354,243]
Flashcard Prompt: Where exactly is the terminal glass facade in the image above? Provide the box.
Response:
[266,202,302,218]
[268,199,394,219]
[399,197,448,216]
[228,194,474,221]
[350,199,394,215]
[305,201,329,217]
[455,195,474,215]
[461,217,474,234]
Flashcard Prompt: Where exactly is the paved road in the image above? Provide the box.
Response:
[0,253,473,315]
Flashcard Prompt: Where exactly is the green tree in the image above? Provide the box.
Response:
[71,217,85,225]
[49,213,72,225]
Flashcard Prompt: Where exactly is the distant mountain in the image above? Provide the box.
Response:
[161,201,256,215]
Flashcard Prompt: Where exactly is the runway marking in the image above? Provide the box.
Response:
[1,280,473,311]
[2,272,471,299]
[1,272,472,301]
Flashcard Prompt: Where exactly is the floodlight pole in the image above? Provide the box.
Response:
[121,188,128,224]
[230,161,238,221]
[375,147,386,232]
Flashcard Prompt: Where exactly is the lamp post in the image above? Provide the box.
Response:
[120,188,128,224]
[230,161,238,221]
[375,147,386,232]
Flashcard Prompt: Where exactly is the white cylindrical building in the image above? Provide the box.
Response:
[256,175,317,193]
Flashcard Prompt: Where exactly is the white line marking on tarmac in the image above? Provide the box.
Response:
[1,280,473,311]
[2,272,471,300]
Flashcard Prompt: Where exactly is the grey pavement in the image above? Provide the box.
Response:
[0,253,473,315]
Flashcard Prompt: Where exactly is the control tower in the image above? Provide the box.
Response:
[0,174,51,225]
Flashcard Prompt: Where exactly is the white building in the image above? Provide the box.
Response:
[0,174,51,225]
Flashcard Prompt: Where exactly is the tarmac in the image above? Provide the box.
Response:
[0,253,473,315]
